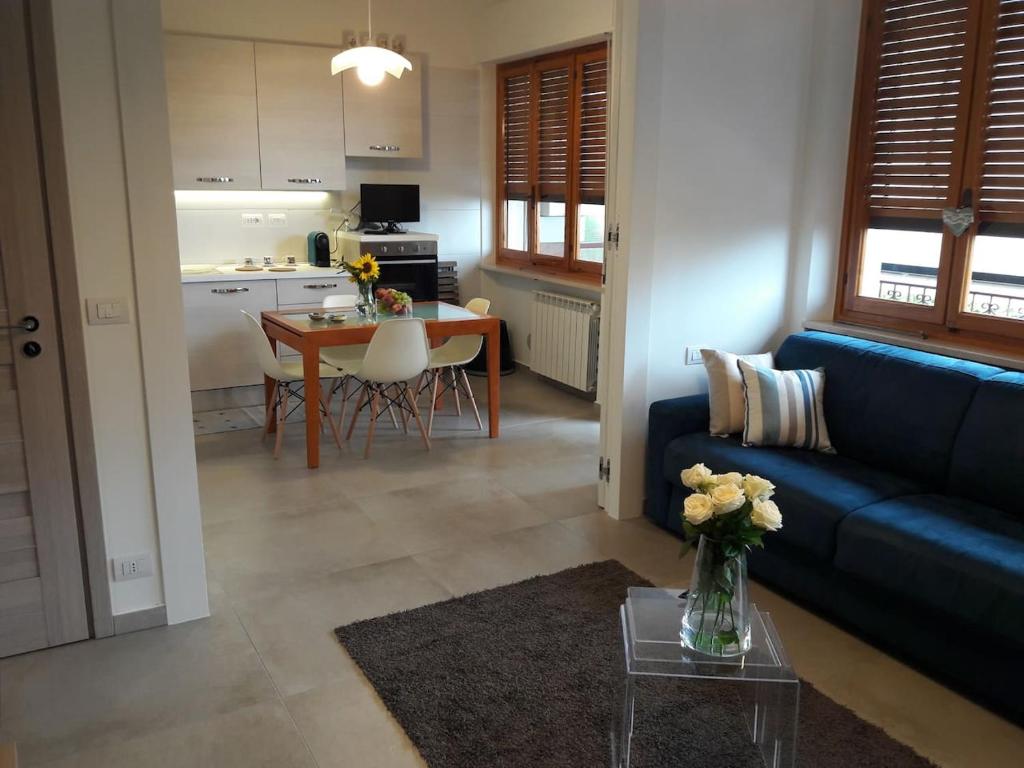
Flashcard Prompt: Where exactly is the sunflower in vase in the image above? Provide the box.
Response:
[340,253,381,317]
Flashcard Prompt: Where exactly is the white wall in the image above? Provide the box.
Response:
[606,0,859,518]
[162,0,486,301]
[476,0,613,366]
[50,0,208,622]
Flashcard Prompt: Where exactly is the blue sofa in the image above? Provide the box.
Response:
[646,331,1024,723]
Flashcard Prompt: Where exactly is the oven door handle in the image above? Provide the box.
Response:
[375,259,436,265]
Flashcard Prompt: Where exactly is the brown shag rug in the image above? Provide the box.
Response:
[335,560,936,767]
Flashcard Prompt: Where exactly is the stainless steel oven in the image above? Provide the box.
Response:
[357,239,438,301]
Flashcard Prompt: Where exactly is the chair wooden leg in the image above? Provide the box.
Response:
[274,386,289,459]
[337,377,351,436]
[451,367,462,416]
[364,387,380,459]
[347,384,368,441]
[262,385,277,442]
[386,386,400,430]
[321,393,342,449]
[413,372,425,405]
[461,368,483,430]
[405,386,431,451]
[428,370,440,437]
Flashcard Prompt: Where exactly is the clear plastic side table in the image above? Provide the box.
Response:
[618,587,800,768]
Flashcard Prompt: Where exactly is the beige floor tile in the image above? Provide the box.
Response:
[412,520,605,597]
[286,679,426,768]
[232,557,452,697]
[355,477,550,555]
[33,700,314,768]
[203,503,409,602]
[0,610,277,766]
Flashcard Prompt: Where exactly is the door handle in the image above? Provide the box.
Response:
[303,283,338,289]
[210,288,250,294]
[0,316,39,332]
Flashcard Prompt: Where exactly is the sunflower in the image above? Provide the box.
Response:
[350,253,380,283]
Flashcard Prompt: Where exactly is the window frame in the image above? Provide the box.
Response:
[835,0,1024,351]
[495,43,608,284]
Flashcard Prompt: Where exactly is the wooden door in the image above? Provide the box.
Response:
[343,54,423,158]
[255,42,347,191]
[0,0,90,655]
[164,34,262,190]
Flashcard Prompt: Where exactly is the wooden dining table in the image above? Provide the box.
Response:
[261,302,501,468]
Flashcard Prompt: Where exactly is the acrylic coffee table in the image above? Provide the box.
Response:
[617,587,800,768]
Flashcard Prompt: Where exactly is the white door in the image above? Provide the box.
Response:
[0,0,90,655]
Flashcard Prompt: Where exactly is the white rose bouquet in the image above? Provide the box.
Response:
[679,463,783,655]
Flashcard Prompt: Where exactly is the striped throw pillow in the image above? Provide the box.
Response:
[738,361,834,453]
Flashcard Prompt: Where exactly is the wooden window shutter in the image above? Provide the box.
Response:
[865,0,977,229]
[576,50,608,205]
[971,0,1024,232]
[536,58,572,202]
[500,68,532,201]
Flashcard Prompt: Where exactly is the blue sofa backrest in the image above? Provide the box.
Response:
[774,332,1004,488]
[948,372,1024,516]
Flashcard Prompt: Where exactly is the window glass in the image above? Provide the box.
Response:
[577,203,605,264]
[963,236,1024,322]
[504,199,528,252]
[857,228,943,307]
[537,201,565,258]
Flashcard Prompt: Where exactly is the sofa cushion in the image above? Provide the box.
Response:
[835,494,1024,645]
[663,432,923,561]
[948,372,1024,518]
[774,332,1003,487]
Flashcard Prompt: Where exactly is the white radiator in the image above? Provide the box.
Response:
[529,291,600,392]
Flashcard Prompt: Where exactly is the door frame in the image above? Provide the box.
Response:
[8,0,114,639]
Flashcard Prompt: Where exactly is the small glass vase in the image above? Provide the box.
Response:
[680,535,751,657]
[357,281,378,320]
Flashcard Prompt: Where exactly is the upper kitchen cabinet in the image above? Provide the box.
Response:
[255,43,346,190]
[164,35,261,190]
[343,54,423,159]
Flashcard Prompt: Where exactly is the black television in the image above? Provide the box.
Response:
[360,184,420,232]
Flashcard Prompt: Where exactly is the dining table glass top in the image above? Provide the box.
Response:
[268,301,483,332]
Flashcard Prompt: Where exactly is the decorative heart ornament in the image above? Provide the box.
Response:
[943,206,974,236]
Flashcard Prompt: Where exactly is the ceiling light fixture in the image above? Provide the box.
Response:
[330,0,411,86]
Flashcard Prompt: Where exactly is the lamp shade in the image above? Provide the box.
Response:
[330,46,412,82]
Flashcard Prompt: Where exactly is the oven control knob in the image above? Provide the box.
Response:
[381,246,388,253]
[399,245,405,253]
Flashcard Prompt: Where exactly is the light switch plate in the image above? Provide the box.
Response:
[268,213,287,226]
[241,213,264,225]
[85,297,129,326]
[685,347,704,366]
[112,553,154,581]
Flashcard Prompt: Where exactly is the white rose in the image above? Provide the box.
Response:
[743,474,776,501]
[683,493,715,525]
[681,463,713,490]
[751,499,783,531]
[711,471,743,487]
[710,483,745,515]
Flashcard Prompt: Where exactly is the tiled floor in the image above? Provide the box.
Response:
[1,371,1022,766]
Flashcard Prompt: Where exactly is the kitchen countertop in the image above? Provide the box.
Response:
[180,264,344,284]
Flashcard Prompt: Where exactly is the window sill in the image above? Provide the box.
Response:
[482,261,603,294]
[805,320,1024,372]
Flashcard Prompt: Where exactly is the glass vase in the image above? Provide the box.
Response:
[680,535,751,657]
[357,281,378,320]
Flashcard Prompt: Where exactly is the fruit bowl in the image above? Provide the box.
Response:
[376,288,413,315]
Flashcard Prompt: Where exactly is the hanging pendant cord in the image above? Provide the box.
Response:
[367,0,372,40]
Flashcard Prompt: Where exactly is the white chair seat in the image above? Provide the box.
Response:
[279,360,344,381]
[321,343,370,370]
[428,342,477,369]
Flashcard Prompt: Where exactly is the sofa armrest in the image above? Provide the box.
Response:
[645,395,710,525]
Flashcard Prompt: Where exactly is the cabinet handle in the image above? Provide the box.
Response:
[303,283,338,289]
[210,287,250,294]
[287,177,323,184]
[196,176,234,183]
[368,145,400,152]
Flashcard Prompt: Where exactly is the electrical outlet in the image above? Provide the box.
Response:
[268,213,287,226]
[112,553,154,582]
[241,213,264,226]
[685,347,704,366]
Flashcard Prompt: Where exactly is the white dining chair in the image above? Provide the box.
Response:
[342,318,431,459]
[417,297,490,436]
[240,311,342,459]
[318,294,370,427]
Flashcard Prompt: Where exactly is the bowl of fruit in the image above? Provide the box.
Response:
[376,287,413,315]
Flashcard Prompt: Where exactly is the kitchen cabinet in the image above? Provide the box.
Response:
[343,54,423,158]
[182,280,278,390]
[255,43,347,190]
[164,35,261,190]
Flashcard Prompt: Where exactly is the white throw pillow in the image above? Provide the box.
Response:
[701,349,774,436]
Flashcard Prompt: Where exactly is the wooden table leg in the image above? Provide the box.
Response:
[264,334,278,434]
[486,322,500,438]
[303,346,321,468]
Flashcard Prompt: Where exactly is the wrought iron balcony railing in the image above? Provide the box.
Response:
[877,280,1024,320]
